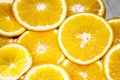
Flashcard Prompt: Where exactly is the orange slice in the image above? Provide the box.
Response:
[13,0,67,31]
[61,59,106,80]
[0,2,25,37]
[108,18,120,45]
[104,44,120,80]
[0,43,32,80]
[0,35,13,47]
[66,0,105,17]
[24,64,70,80]
[17,30,64,66]
[58,13,113,65]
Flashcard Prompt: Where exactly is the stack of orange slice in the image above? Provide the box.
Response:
[1,0,120,80]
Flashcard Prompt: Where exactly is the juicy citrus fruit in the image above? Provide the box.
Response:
[0,2,25,37]
[104,44,120,80]
[58,13,113,65]
[17,30,64,66]
[24,64,70,80]
[0,43,32,80]
[66,0,105,17]
[0,35,13,47]
[13,0,67,31]
[61,59,106,80]
[108,18,120,45]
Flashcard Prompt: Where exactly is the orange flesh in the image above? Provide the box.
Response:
[0,3,24,32]
[61,15,110,61]
[16,0,63,26]
[28,67,64,80]
[108,49,120,79]
[66,0,103,17]
[61,59,105,80]
[109,20,120,44]
[17,30,64,65]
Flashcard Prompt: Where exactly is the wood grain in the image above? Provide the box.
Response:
[103,0,120,19]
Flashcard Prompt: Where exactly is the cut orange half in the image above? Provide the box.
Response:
[108,18,120,45]
[0,43,32,80]
[66,0,105,17]
[17,30,64,66]
[24,64,70,80]
[0,2,25,37]
[58,13,113,65]
[0,35,13,47]
[104,44,120,80]
[61,59,106,80]
[13,0,67,31]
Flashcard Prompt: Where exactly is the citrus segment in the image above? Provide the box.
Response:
[104,44,120,80]
[0,43,32,80]
[0,3,25,37]
[13,0,67,31]
[24,64,69,80]
[66,0,105,17]
[108,18,120,45]
[17,30,64,66]
[58,13,113,65]
[0,35,13,47]
[61,59,105,80]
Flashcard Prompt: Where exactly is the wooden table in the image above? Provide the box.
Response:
[103,0,120,19]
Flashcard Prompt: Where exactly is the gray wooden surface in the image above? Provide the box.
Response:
[103,0,120,19]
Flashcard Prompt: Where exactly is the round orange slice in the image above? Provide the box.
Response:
[17,30,64,66]
[66,0,105,17]
[0,2,25,37]
[24,64,70,80]
[13,0,67,31]
[58,13,113,65]
[108,18,120,45]
[61,59,106,80]
[0,43,32,80]
[104,44,120,80]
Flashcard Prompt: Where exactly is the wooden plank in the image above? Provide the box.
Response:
[103,0,120,19]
